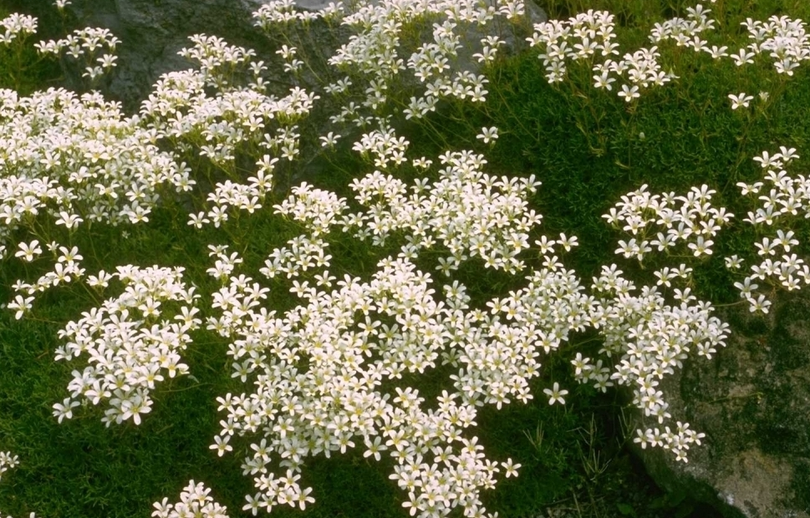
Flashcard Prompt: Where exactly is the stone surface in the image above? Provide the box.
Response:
[634,291,810,518]
[65,0,280,111]
[13,0,546,112]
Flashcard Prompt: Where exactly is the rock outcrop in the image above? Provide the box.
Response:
[635,291,810,518]
[10,0,545,112]
[63,0,278,111]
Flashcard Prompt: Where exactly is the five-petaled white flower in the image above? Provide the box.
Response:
[618,84,640,102]
[728,92,753,110]
[476,126,499,144]
[53,398,79,423]
[543,382,568,405]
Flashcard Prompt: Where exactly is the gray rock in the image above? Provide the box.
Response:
[58,0,279,111]
[634,291,810,518]
[50,0,545,111]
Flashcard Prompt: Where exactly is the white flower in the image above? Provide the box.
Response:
[502,458,521,478]
[593,70,615,90]
[53,398,79,423]
[728,92,753,110]
[476,126,499,144]
[320,132,341,148]
[557,233,578,251]
[543,382,568,405]
[618,84,640,102]
[7,295,34,320]
[730,48,756,66]
[210,434,232,457]
[724,255,743,269]
[15,240,42,262]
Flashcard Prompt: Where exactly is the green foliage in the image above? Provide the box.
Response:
[477,0,810,303]
[0,4,61,94]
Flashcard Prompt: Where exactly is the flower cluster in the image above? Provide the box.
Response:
[141,36,320,232]
[738,15,810,75]
[152,480,229,518]
[35,27,120,81]
[273,183,348,236]
[734,147,810,312]
[527,10,620,84]
[209,252,534,517]
[589,263,728,462]
[530,11,683,100]
[603,183,733,261]
[8,243,86,319]
[253,0,322,28]
[649,4,716,51]
[142,56,316,167]
[53,265,200,426]
[255,0,519,128]
[528,6,723,99]
[177,34,257,90]
[351,127,410,169]
[469,252,592,408]
[0,87,192,254]
[343,150,542,274]
[0,452,19,483]
[0,13,37,45]
[260,235,332,281]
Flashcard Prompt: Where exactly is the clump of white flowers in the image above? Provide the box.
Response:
[589,263,728,462]
[273,183,348,236]
[734,147,810,313]
[0,452,19,483]
[527,7,706,98]
[199,154,731,515]
[152,480,229,518]
[210,251,531,517]
[255,0,519,127]
[53,265,200,426]
[142,35,318,231]
[253,0,322,28]
[35,26,120,81]
[737,15,810,75]
[143,36,318,167]
[0,84,196,334]
[0,86,193,253]
[603,183,733,261]
[587,179,736,459]
[177,34,257,91]
[649,4,716,50]
[526,10,620,84]
[526,6,809,116]
[343,150,542,274]
[351,127,410,169]
[470,251,592,408]
[0,13,37,45]
[8,244,86,320]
